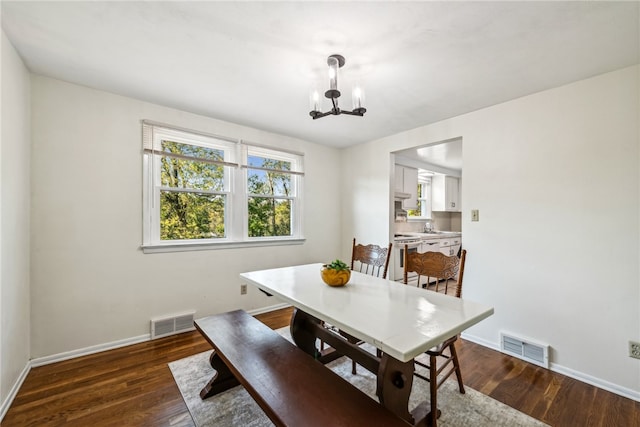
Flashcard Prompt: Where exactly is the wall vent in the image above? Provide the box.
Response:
[500,332,549,368]
[151,311,196,339]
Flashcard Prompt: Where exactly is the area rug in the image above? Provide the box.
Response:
[169,328,548,427]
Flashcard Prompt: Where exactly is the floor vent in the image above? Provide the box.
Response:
[500,332,549,368]
[151,311,195,339]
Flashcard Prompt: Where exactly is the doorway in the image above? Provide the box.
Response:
[392,137,463,235]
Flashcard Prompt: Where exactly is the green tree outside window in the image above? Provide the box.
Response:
[247,156,293,237]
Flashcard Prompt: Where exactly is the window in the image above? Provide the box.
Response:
[408,177,432,219]
[142,122,304,252]
[245,146,302,238]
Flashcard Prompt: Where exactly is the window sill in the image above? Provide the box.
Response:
[141,238,306,254]
[407,216,431,221]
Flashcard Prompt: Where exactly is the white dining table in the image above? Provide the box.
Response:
[240,263,494,425]
[241,263,493,362]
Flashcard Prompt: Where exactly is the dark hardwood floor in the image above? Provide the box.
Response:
[3,307,638,426]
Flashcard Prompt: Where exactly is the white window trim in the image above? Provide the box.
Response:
[242,144,304,241]
[408,180,432,220]
[141,122,305,253]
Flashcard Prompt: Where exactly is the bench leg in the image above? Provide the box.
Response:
[376,354,415,425]
[200,350,240,399]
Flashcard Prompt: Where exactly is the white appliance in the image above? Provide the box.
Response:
[393,234,421,283]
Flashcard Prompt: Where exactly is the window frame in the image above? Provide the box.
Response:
[408,179,432,220]
[142,122,305,253]
[243,144,303,241]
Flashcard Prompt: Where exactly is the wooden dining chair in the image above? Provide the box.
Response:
[351,238,393,279]
[404,247,465,296]
[403,247,467,427]
[338,238,392,374]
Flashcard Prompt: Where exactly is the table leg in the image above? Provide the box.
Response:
[199,349,240,399]
[290,308,321,358]
[291,308,419,425]
[377,354,415,425]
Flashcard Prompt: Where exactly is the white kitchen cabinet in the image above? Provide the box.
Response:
[420,239,440,254]
[439,237,462,257]
[432,175,460,212]
[451,239,461,257]
[394,167,403,193]
[395,165,418,210]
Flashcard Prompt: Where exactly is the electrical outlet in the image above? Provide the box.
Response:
[471,209,479,222]
[629,341,640,359]
[240,284,247,295]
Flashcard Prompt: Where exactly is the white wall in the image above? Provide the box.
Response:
[1,32,31,412]
[340,147,394,251]
[342,66,640,397]
[30,76,342,358]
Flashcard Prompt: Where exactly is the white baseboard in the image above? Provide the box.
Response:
[30,334,151,367]
[460,331,501,352]
[0,362,31,422]
[247,302,291,316]
[550,362,640,402]
[461,332,640,403]
[29,303,292,368]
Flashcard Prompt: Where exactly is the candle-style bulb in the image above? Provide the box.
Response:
[352,85,365,110]
[327,56,339,91]
[309,89,321,112]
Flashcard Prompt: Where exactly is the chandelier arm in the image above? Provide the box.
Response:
[340,109,367,117]
[309,110,332,120]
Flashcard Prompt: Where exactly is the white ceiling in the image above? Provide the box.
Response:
[396,138,463,172]
[2,1,638,148]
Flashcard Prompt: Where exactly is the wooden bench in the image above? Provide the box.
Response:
[194,309,411,427]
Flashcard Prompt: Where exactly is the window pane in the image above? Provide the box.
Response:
[160,191,225,240]
[247,169,292,196]
[162,140,224,161]
[248,197,291,237]
[248,155,291,171]
[160,140,225,191]
[408,183,422,216]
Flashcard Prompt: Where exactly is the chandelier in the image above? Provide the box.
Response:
[309,54,366,120]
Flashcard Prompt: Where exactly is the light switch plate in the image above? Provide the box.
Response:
[471,209,479,222]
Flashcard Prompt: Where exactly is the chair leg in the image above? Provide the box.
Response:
[429,354,439,426]
[449,342,465,394]
[352,360,357,375]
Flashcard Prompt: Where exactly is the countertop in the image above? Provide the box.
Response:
[395,231,461,241]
